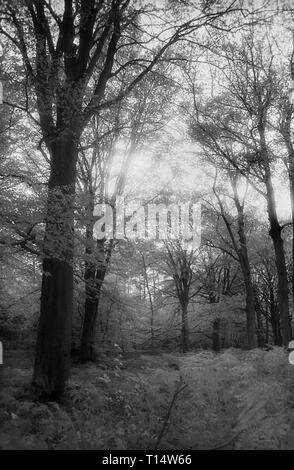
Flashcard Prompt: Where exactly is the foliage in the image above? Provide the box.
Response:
[1,347,294,450]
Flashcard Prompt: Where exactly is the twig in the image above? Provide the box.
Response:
[205,428,244,450]
[154,380,188,450]
[188,427,244,451]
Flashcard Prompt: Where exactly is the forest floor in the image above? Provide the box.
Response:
[1,347,294,450]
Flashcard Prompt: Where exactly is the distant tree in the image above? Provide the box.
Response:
[77,68,174,362]
[189,36,292,346]
[161,240,204,353]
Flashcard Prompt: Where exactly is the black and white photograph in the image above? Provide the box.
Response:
[1,0,294,454]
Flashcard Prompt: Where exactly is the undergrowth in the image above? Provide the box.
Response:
[0,347,294,449]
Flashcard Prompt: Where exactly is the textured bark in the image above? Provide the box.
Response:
[32,136,78,400]
[80,295,100,363]
[268,222,292,346]
[80,239,107,363]
[268,285,282,345]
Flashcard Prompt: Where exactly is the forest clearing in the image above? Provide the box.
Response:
[2,0,294,454]
[1,347,294,450]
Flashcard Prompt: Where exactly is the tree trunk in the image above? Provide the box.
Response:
[141,254,155,351]
[181,302,189,353]
[269,285,282,346]
[265,316,269,344]
[32,136,78,400]
[268,221,292,346]
[80,239,107,363]
[231,177,258,349]
[271,318,283,346]
[240,259,257,349]
[256,308,265,347]
[261,132,292,347]
[212,318,221,352]
[280,105,294,322]
[80,294,100,362]
[289,172,294,314]
[253,289,266,347]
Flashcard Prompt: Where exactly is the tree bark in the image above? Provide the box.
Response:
[212,318,221,352]
[80,238,108,363]
[231,176,258,349]
[268,284,281,345]
[268,224,291,345]
[280,101,294,327]
[141,254,155,351]
[288,154,294,315]
[32,136,78,400]
[238,248,257,349]
[266,184,292,346]
[255,308,265,347]
[260,129,292,347]
[181,301,189,353]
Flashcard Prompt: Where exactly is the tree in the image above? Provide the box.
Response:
[78,66,175,361]
[189,36,292,346]
[212,172,258,348]
[252,235,283,345]
[163,240,203,353]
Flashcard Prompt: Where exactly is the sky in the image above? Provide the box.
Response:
[126,7,294,225]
